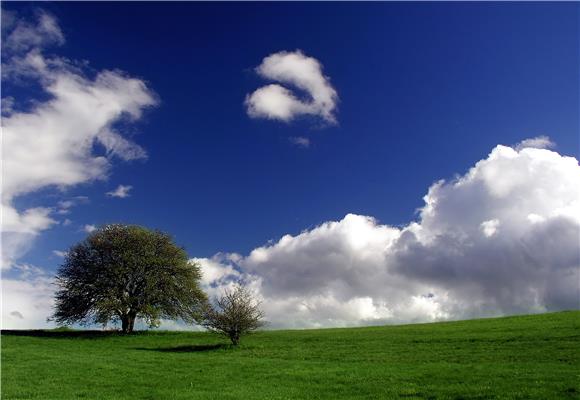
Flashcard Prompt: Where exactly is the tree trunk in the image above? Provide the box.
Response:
[128,313,136,332]
[230,333,240,346]
[121,312,137,334]
[121,316,130,333]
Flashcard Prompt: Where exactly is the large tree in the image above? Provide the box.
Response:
[52,224,207,333]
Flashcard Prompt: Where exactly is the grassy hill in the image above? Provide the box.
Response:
[2,311,579,399]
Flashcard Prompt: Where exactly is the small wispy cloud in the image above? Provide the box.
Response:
[83,224,97,233]
[52,250,67,258]
[106,184,132,199]
[57,200,75,209]
[3,10,64,53]
[515,136,555,151]
[56,196,88,215]
[289,136,311,148]
[2,97,15,116]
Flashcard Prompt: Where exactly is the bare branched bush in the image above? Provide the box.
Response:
[202,284,265,346]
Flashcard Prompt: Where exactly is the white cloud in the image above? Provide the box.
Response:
[480,219,500,237]
[1,96,15,115]
[106,184,133,198]
[83,224,97,234]
[52,250,67,258]
[194,255,240,286]
[57,200,75,210]
[3,11,64,53]
[1,10,156,269]
[515,135,555,151]
[194,139,580,329]
[2,264,55,329]
[1,207,54,269]
[245,50,338,124]
[56,196,89,215]
[527,213,546,224]
[289,136,311,148]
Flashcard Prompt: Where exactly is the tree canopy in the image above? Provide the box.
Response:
[52,224,207,333]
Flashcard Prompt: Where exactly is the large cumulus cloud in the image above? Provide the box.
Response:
[196,140,580,328]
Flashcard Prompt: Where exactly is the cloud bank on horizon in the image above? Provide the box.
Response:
[195,139,579,328]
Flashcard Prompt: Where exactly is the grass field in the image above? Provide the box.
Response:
[2,311,579,399]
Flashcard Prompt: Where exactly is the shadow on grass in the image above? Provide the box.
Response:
[135,344,229,353]
[2,330,130,339]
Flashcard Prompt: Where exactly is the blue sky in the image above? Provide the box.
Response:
[2,3,579,329]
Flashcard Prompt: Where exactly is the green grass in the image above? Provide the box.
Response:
[2,311,579,399]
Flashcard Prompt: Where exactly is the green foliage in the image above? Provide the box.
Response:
[202,284,265,345]
[3,311,579,399]
[52,224,207,333]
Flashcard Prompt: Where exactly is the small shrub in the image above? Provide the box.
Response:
[201,284,265,346]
